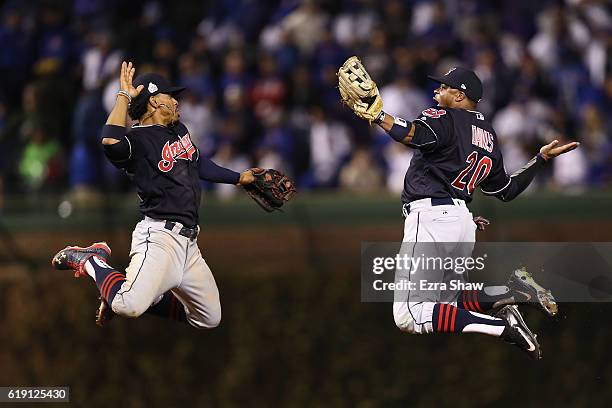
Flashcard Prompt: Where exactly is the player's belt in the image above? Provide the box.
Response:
[164,221,198,240]
[430,197,455,206]
[402,197,463,217]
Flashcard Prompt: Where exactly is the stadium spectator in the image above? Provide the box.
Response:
[339,147,384,192]
[0,0,607,196]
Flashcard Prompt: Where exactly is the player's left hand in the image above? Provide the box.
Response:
[239,169,256,185]
[337,56,383,123]
[539,139,580,160]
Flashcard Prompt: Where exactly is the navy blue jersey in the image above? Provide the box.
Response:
[402,107,510,204]
[109,122,202,227]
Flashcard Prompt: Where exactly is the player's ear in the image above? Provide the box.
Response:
[456,91,465,103]
[149,94,158,107]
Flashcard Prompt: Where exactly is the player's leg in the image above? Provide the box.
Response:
[82,222,184,318]
[96,288,191,326]
[393,204,471,334]
[455,209,558,316]
[108,224,185,318]
[52,241,131,310]
[92,229,206,326]
[395,301,501,335]
[143,291,188,323]
[393,300,540,359]
[393,204,541,358]
[394,224,504,337]
[456,271,558,317]
[452,214,513,313]
[169,241,222,329]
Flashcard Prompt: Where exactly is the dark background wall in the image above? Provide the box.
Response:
[1,193,611,407]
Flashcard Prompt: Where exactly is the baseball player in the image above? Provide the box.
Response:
[338,59,579,359]
[51,61,260,328]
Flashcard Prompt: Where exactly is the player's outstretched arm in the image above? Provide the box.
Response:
[103,61,144,146]
[484,139,580,202]
[198,155,255,185]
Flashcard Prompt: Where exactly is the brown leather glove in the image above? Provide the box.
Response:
[243,168,296,212]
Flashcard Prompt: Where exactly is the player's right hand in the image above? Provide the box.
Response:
[539,139,580,160]
[120,61,144,98]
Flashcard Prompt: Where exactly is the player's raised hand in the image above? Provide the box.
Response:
[539,139,580,160]
[120,61,144,98]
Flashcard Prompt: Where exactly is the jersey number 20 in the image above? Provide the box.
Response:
[451,151,492,194]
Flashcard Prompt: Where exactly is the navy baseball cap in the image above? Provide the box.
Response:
[133,73,185,98]
[428,67,483,103]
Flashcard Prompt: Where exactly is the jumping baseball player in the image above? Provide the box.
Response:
[338,58,579,359]
[51,62,294,328]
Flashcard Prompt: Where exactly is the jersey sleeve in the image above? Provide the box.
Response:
[103,127,143,169]
[411,107,454,150]
[103,136,131,168]
[198,156,240,184]
[481,154,547,201]
[479,152,511,196]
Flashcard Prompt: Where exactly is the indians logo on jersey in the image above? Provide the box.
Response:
[158,134,196,172]
[471,125,494,153]
[422,108,446,119]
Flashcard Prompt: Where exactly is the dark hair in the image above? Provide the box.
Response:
[127,92,149,121]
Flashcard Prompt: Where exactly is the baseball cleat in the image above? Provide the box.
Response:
[507,267,558,317]
[497,305,541,360]
[51,242,112,278]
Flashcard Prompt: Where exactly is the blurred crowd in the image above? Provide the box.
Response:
[0,0,610,201]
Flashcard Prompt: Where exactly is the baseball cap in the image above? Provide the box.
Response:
[428,67,483,103]
[133,72,185,98]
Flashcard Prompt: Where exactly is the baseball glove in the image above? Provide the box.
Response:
[337,56,383,123]
[243,168,296,212]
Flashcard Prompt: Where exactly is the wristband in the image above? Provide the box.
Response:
[374,111,386,124]
[387,116,412,143]
[117,90,132,103]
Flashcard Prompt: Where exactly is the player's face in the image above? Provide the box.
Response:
[433,83,462,108]
[154,93,180,123]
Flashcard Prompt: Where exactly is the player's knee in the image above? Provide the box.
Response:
[393,302,433,334]
[188,305,221,329]
[111,297,149,318]
[393,308,417,334]
[208,309,222,328]
[114,305,147,318]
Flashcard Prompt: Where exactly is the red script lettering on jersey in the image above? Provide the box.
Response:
[158,134,196,172]
[471,125,494,153]
[422,108,446,119]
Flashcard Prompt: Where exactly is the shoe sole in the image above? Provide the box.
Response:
[51,242,112,277]
[511,270,558,317]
